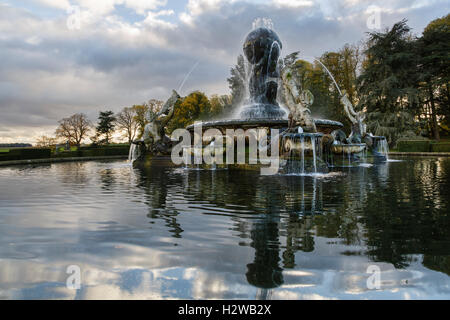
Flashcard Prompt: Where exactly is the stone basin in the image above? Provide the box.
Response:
[282,133,323,154]
[331,143,366,155]
[187,118,343,135]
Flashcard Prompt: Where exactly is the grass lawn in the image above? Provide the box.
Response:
[0,149,9,153]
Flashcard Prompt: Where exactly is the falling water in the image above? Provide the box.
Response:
[178,62,200,94]
[311,136,317,173]
[267,41,281,76]
[379,138,390,161]
[128,144,138,164]
[301,135,305,174]
[315,59,343,96]
[283,134,321,175]
[252,17,274,30]
[183,147,190,170]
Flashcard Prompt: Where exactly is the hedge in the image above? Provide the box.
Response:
[431,142,450,153]
[0,146,130,162]
[54,146,130,158]
[0,148,51,161]
[80,147,129,157]
[397,140,431,152]
[80,144,130,151]
[396,140,450,153]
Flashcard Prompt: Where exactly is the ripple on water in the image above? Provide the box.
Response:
[0,159,449,299]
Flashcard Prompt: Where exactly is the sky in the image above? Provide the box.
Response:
[0,0,448,144]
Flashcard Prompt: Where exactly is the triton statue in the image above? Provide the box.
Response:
[133,90,180,157]
[340,90,366,143]
[281,65,317,133]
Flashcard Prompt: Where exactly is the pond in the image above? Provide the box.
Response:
[0,157,449,299]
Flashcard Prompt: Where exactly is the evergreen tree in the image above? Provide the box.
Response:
[227,54,247,107]
[417,14,450,139]
[96,111,116,144]
[357,20,421,145]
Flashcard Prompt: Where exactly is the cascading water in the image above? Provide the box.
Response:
[252,17,274,30]
[315,59,343,96]
[282,133,324,175]
[378,138,390,161]
[183,146,190,170]
[311,136,317,173]
[238,19,286,120]
[301,135,305,174]
[128,144,139,164]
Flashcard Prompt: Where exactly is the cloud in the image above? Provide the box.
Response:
[272,0,314,8]
[0,0,447,143]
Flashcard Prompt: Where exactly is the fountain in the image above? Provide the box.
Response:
[132,19,388,173]
[183,21,343,174]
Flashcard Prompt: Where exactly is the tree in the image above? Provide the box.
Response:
[316,44,361,131]
[227,54,247,107]
[417,14,450,140]
[293,59,335,121]
[147,99,164,118]
[132,104,150,139]
[115,107,139,143]
[96,111,116,144]
[167,91,212,133]
[55,113,92,146]
[210,94,232,118]
[36,135,57,148]
[357,20,421,145]
[282,45,361,133]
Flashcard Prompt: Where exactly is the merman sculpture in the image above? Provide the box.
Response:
[132,90,180,157]
[280,65,317,133]
[340,90,366,144]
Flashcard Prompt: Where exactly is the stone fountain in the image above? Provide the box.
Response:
[132,20,387,172]
[186,23,346,174]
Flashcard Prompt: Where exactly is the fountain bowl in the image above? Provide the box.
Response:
[331,143,366,155]
[187,118,343,135]
[282,133,323,154]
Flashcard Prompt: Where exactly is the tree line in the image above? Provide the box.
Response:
[36,92,232,147]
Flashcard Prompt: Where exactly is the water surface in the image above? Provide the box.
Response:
[0,158,449,299]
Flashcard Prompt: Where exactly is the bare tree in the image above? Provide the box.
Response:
[147,99,164,117]
[115,107,139,143]
[36,135,58,148]
[55,113,92,146]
